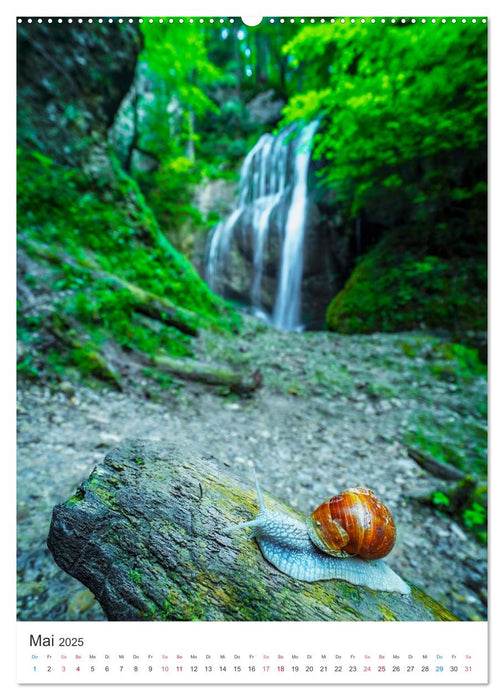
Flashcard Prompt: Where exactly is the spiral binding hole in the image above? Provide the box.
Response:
[16,16,488,25]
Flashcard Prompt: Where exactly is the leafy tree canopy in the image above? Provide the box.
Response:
[281,21,487,216]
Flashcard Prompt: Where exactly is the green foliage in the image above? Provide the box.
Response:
[129,569,143,585]
[282,21,487,221]
[19,148,155,254]
[431,491,451,508]
[141,22,222,117]
[133,20,303,237]
[62,284,193,360]
[18,147,236,320]
[69,342,122,388]
[17,353,41,378]
[18,20,488,396]
[427,342,487,381]
[136,156,204,238]
[398,336,487,482]
[17,146,240,384]
[422,481,487,543]
[404,412,486,479]
[284,23,487,342]
[463,502,487,541]
[133,23,233,235]
[443,343,487,377]
[325,232,486,337]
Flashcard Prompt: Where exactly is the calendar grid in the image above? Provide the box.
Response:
[17,621,488,684]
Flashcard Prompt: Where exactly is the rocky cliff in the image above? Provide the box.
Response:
[17,21,142,165]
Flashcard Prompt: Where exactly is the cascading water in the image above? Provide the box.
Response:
[205,119,319,331]
[272,119,318,330]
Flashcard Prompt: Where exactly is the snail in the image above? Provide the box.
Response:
[227,471,410,595]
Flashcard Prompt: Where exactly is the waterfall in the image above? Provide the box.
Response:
[272,119,319,330]
[205,119,318,331]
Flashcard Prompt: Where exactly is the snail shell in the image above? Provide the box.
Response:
[306,487,396,560]
[227,472,410,595]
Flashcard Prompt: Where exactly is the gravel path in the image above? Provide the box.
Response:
[17,319,487,621]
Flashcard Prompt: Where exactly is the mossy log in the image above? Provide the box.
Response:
[47,440,458,622]
[50,315,123,389]
[153,355,262,395]
[19,236,200,337]
[20,238,258,393]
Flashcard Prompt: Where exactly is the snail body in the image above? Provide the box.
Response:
[227,472,410,595]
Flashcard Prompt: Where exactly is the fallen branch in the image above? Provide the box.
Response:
[406,446,467,481]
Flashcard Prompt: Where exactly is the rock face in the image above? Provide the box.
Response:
[247,88,285,126]
[47,439,458,622]
[17,21,142,165]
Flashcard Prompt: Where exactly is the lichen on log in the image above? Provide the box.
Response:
[47,440,458,622]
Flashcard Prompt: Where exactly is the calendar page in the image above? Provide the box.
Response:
[14,0,491,690]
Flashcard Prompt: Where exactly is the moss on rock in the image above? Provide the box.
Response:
[325,232,486,346]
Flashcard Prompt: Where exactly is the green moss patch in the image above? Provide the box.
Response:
[326,233,486,341]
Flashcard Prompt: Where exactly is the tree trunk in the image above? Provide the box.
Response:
[185,109,195,161]
[125,90,139,173]
[47,440,458,622]
[255,33,267,86]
